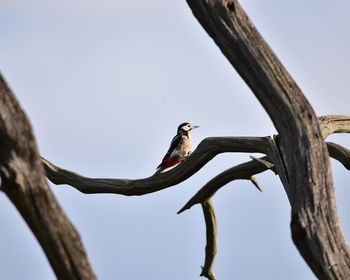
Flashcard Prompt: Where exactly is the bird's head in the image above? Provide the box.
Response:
[177,122,199,133]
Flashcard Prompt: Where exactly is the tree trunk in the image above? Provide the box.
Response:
[0,74,96,280]
[185,0,350,279]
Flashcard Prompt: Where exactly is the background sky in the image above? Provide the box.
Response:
[1,0,350,279]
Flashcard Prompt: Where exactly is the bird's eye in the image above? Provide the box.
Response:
[187,124,191,127]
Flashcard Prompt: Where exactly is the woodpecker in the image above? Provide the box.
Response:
[156,122,199,174]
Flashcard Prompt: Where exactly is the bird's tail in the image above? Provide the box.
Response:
[154,167,164,175]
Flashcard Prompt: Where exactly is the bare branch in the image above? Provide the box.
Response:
[318,115,350,168]
[327,142,350,170]
[180,139,350,215]
[319,115,350,138]
[42,114,350,196]
[0,74,96,279]
[42,137,272,195]
[178,156,271,214]
[200,199,217,280]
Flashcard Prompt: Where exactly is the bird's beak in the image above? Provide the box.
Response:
[192,125,200,130]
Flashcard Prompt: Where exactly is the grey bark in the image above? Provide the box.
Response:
[185,0,350,279]
[0,74,96,280]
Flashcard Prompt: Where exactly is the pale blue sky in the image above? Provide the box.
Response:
[1,1,349,279]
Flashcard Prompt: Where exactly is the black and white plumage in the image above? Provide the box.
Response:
[156,122,199,174]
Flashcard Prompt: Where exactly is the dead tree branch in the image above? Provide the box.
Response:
[200,199,217,280]
[182,141,350,280]
[319,115,350,138]
[42,137,272,195]
[185,0,350,279]
[178,156,271,214]
[179,138,350,215]
[327,142,350,170]
[40,113,350,279]
[0,74,96,280]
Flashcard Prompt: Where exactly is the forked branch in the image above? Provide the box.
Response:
[42,115,350,198]
[178,156,271,214]
[186,0,350,278]
[179,140,350,215]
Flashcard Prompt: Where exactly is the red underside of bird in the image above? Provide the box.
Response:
[157,156,185,172]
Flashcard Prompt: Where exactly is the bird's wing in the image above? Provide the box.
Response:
[166,134,182,156]
[156,134,182,169]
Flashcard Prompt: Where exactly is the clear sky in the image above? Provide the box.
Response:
[1,0,350,279]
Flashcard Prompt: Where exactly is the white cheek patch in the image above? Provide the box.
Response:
[182,125,192,132]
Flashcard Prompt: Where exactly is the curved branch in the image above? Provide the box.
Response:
[42,137,271,195]
[179,141,350,215]
[178,156,271,214]
[327,142,350,170]
[200,199,217,280]
[0,74,96,279]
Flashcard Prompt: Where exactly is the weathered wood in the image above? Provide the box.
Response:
[178,156,270,214]
[185,0,350,279]
[200,199,217,280]
[42,136,272,195]
[0,74,96,280]
[327,142,350,170]
[179,141,350,216]
[319,115,350,138]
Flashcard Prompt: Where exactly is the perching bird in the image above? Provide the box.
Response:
[156,122,199,174]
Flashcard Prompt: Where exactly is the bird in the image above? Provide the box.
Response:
[156,122,199,174]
